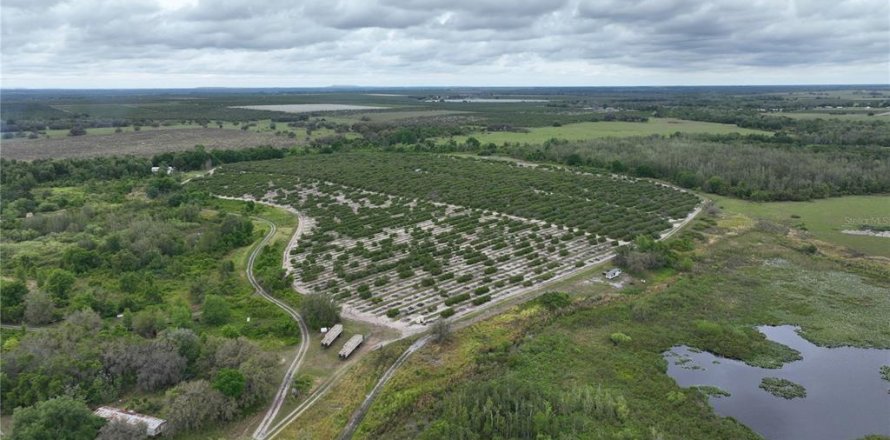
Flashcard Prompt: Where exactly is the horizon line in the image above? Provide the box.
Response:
[2,83,889,91]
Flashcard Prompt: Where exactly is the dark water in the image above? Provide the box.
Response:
[664,325,890,440]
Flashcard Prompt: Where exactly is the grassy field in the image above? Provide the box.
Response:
[777,112,890,121]
[442,118,772,144]
[1,127,301,160]
[344,201,890,439]
[709,194,890,258]
[274,339,411,439]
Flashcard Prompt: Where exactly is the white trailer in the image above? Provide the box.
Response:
[321,324,343,347]
[339,334,364,359]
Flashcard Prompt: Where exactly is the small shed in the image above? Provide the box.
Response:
[339,334,364,359]
[605,268,622,280]
[321,324,343,347]
[94,407,167,437]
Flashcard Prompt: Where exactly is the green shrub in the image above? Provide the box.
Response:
[759,377,806,399]
[445,293,471,306]
[537,292,571,310]
[213,368,246,398]
[202,295,231,326]
[472,295,491,305]
[609,332,632,346]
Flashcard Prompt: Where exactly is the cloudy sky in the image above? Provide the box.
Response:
[1,0,887,88]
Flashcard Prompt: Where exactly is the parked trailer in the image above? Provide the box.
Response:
[321,324,343,347]
[339,334,364,359]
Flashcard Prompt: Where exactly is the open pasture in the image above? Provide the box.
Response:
[710,194,890,258]
[444,118,771,144]
[231,104,390,113]
[0,127,299,160]
[191,153,699,330]
[776,111,890,121]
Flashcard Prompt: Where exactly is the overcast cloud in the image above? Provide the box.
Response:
[1,0,887,87]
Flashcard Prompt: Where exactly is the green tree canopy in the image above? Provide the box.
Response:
[301,294,340,330]
[10,396,104,440]
[212,368,246,398]
[202,295,231,326]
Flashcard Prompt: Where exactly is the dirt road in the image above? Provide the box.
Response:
[248,218,311,440]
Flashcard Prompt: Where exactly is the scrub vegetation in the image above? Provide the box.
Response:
[759,377,807,399]
[0,159,299,437]
[347,203,890,439]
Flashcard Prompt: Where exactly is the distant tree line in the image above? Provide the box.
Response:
[0,145,290,208]
[661,107,890,147]
[151,145,287,170]
[497,136,890,201]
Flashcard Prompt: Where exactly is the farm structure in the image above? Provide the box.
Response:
[339,335,364,359]
[191,154,699,331]
[94,407,167,437]
[321,323,343,347]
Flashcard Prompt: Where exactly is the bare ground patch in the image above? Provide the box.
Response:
[1,128,298,160]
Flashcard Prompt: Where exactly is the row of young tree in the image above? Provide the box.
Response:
[208,153,698,241]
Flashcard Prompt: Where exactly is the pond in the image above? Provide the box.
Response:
[664,325,890,440]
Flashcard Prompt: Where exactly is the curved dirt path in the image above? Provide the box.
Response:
[248,217,311,440]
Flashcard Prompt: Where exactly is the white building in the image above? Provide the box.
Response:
[94,407,167,437]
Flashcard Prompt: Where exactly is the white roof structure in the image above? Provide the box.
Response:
[94,407,167,436]
[321,324,343,347]
[339,334,364,359]
[605,268,622,279]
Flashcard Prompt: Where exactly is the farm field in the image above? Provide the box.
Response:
[231,104,391,113]
[346,199,890,440]
[190,153,700,330]
[709,194,890,258]
[443,118,771,144]
[0,127,301,160]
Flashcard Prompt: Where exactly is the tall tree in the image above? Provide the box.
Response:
[10,396,104,440]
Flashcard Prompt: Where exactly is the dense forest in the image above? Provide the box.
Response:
[498,136,890,201]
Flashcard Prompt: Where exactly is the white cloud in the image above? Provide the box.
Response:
[0,0,887,87]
